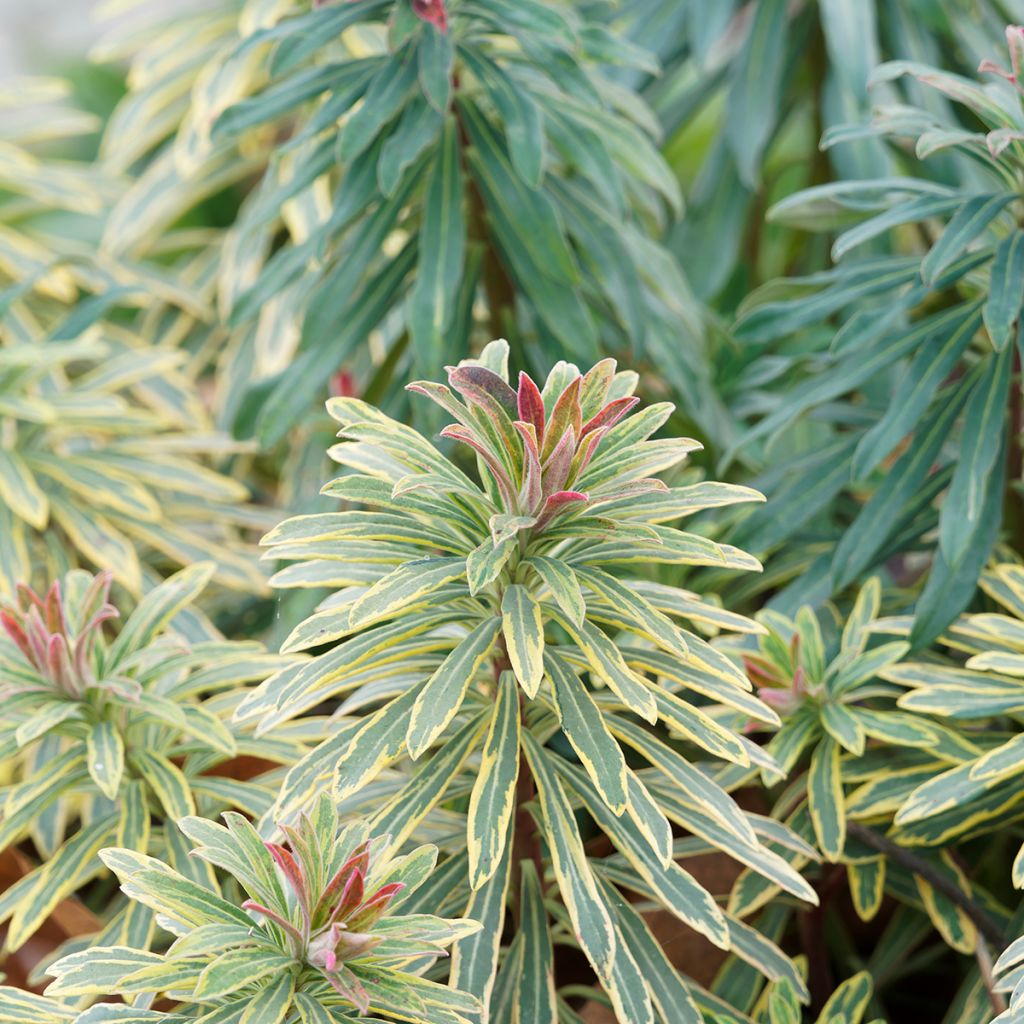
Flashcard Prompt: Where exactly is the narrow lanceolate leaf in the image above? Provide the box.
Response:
[193,949,292,1000]
[466,535,516,595]
[522,732,616,982]
[335,683,423,799]
[921,192,1014,284]
[87,721,126,801]
[724,912,809,1001]
[604,882,701,1024]
[558,615,657,723]
[847,858,885,922]
[7,815,119,950]
[525,555,586,626]
[808,736,845,861]
[0,449,48,528]
[502,585,544,697]
[240,971,296,1024]
[45,946,163,996]
[725,0,788,186]
[129,751,195,821]
[893,760,991,826]
[604,928,655,1024]
[609,715,756,846]
[452,836,511,1011]
[940,344,1012,563]
[14,702,85,748]
[851,302,979,477]
[107,562,216,668]
[624,771,674,868]
[564,762,729,949]
[349,556,467,627]
[406,617,501,758]
[984,230,1024,350]
[574,565,687,657]
[547,652,627,815]
[408,116,463,375]
[821,702,866,756]
[468,671,520,889]
[0,986,75,1023]
[833,380,971,586]
[100,849,253,929]
[819,971,872,1023]
[517,860,557,1024]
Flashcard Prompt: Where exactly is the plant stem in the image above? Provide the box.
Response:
[509,707,539,930]
[975,932,1008,1016]
[799,864,843,1011]
[846,823,1007,949]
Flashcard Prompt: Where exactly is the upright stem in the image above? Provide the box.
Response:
[510,696,539,929]
[799,864,843,1011]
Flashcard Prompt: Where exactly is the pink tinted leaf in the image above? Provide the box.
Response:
[319,841,369,915]
[581,396,639,438]
[568,426,608,485]
[326,867,365,927]
[979,58,1014,82]
[515,422,543,513]
[242,900,304,942]
[535,490,588,530]
[43,581,66,636]
[15,581,46,615]
[265,842,310,921]
[326,964,370,1014]
[47,635,73,694]
[348,881,406,931]
[541,376,582,461]
[448,366,518,417]
[412,0,447,33]
[517,372,546,441]
[24,609,51,672]
[440,425,518,509]
[405,381,475,430]
[540,429,576,498]
[579,358,617,417]
[1,610,34,664]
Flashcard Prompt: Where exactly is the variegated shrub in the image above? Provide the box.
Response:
[0,564,302,956]
[724,26,1024,643]
[726,579,1002,964]
[0,79,268,597]
[46,794,480,1024]
[994,934,1024,1024]
[879,562,1024,882]
[764,972,875,1024]
[244,341,816,1020]
[93,0,702,446]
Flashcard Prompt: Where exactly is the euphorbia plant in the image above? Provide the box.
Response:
[45,795,480,1023]
[725,25,1024,641]
[245,342,816,1020]
[0,83,266,598]
[726,581,1001,961]
[0,563,300,955]
[879,560,1024,885]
